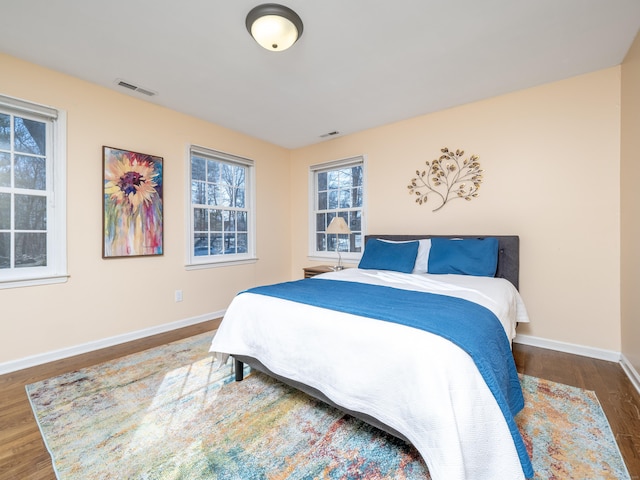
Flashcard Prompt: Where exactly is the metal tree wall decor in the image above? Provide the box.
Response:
[407,147,483,212]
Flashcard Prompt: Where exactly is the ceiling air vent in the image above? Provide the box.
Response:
[115,79,157,97]
[320,130,340,138]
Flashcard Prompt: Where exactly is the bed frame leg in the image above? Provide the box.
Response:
[234,358,244,381]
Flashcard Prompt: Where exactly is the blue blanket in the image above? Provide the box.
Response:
[244,278,533,478]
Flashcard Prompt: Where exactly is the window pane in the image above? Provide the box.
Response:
[210,233,223,254]
[237,233,248,253]
[211,184,231,207]
[222,187,232,207]
[224,234,236,254]
[353,233,362,252]
[237,211,247,232]
[352,186,363,208]
[351,166,363,187]
[337,234,350,252]
[318,191,327,210]
[220,163,231,183]
[193,208,207,231]
[234,166,245,189]
[0,113,9,150]
[227,165,236,187]
[317,171,327,191]
[338,168,352,188]
[15,154,46,190]
[0,232,9,269]
[339,189,351,209]
[316,233,327,252]
[327,233,337,251]
[234,188,245,208]
[194,234,208,256]
[223,210,235,231]
[0,193,9,229]
[327,171,339,189]
[0,152,9,187]
[316,213,325,232]
[349,210,361,232]
[15,232,46,267]
[14,117,46,155]
[207,160,220,183]
[206,183,219,206]
[192,157,206,181]
[328,190,338,209]
[15,194,46,230]
[210,210,223,231]
[191,180,206,205]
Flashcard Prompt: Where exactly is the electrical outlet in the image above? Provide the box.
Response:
[175,290,183,302]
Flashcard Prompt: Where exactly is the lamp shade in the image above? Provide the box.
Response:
[326,216,351,235]
[246,4,303,52]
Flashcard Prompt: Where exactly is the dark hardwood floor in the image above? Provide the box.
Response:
[1,323,639,479]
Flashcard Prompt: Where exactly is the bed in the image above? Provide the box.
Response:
[210,234,533,480]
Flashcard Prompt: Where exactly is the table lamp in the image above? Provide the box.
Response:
[326,216,351,270]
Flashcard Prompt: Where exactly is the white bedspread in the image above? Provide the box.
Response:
[210,269,530,480]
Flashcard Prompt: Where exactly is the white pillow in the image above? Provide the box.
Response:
[379,238,431,274]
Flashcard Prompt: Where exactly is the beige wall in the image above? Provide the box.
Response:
[621,31,640,373]
[291,68,622,351]
[0,54,291,365]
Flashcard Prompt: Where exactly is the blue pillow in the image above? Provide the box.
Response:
[428,237,499,277]
[358,238,419,273]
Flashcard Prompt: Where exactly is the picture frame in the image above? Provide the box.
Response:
[102,146,164,258]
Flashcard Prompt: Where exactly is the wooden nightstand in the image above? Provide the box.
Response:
[303,265,336,278]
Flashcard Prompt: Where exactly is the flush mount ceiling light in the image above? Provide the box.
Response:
[246,3,303,52]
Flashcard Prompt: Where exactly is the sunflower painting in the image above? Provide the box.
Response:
[103,146,163,258]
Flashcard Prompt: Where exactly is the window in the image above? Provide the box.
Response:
[310,156,365,262]
[0,94,67,289]
[188,146,255,267]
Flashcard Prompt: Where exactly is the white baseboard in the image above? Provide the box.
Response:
[620,353,640,396]
[514,334,622,363]
[514,334,640,395]
[0,310,225,376]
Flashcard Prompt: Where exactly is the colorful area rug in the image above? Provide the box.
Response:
[27,332,630,479]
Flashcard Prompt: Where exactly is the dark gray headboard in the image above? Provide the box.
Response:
[364,235,520,290]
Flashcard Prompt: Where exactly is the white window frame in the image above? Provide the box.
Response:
[308,155,366,264]
[0,94,67,290]
[186,145,256,269]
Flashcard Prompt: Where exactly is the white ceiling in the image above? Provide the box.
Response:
[1,1,639,149]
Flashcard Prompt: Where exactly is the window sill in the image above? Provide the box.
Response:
[185,257,258,270]
[0,274,70,290]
